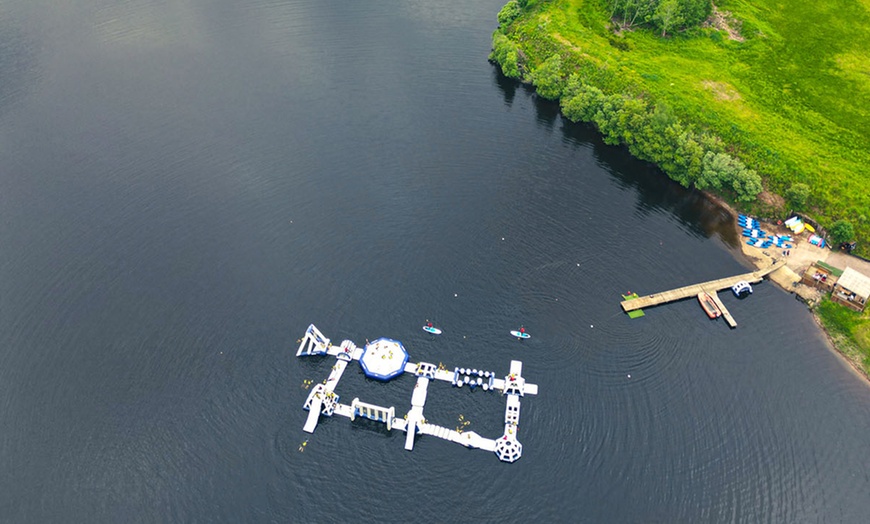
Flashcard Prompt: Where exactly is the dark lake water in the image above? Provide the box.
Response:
[2,0,870,521]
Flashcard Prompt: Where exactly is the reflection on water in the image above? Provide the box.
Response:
[509,78,741,250]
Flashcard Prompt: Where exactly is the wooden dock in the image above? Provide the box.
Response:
[708,290,736,328]
[620,259,786,327]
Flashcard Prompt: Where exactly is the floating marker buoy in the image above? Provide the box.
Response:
[627,374,631,378]
[454,293,458,297]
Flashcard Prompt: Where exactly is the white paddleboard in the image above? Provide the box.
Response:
[510,330,530,339]
[423,326,442,335]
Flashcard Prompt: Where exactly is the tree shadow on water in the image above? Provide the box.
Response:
[489,64,564,132]
[570,118,737,244]
[531,91,560,130]
[492,68,738,246]
[562,116,738,245]
[492,65,518,107]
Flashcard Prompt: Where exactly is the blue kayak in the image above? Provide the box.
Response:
[423,326,442,335]
[510,330,530,339]
[742,229,767,238]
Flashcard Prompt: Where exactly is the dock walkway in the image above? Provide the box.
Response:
[621,259,785,313]
[620,259,785,328]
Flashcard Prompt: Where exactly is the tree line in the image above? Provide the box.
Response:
[610,0,712,36]
[490,35,763,202]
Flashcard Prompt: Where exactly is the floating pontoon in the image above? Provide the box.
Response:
[295,324,538,463]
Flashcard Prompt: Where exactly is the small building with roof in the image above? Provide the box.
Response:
[800,261,841,292]
[831,267,870,312]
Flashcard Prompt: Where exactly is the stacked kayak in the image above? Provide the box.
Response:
[746,234,793,249]
[742,229,767,238]
[747,238,772,248]
[767,235,794,248]
[741,215,794,249]
[784,216,806,234]
[738,215,760,229]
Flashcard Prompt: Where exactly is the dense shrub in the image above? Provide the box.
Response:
[489,32,522,79]
[677,0,713,27]
[830,220,856,244]
[611,0,712,36]
[551,53,760,201]
[785,182,811,210]
[497,1,523,28]
[532,55,566,100]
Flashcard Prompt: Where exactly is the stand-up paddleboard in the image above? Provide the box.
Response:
[510,330,530,339]
[423,325,442,335]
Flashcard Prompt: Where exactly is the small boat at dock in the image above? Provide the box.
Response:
[732,281,753,298]
[697,292,721,319]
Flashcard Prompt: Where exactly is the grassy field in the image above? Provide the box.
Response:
[499,0,870,252]
[816,298,870,376]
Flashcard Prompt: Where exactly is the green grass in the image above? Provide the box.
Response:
[816,297,870,375]
[501,0,870,253]
[622,293,645,318]
[816,260,844,277]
